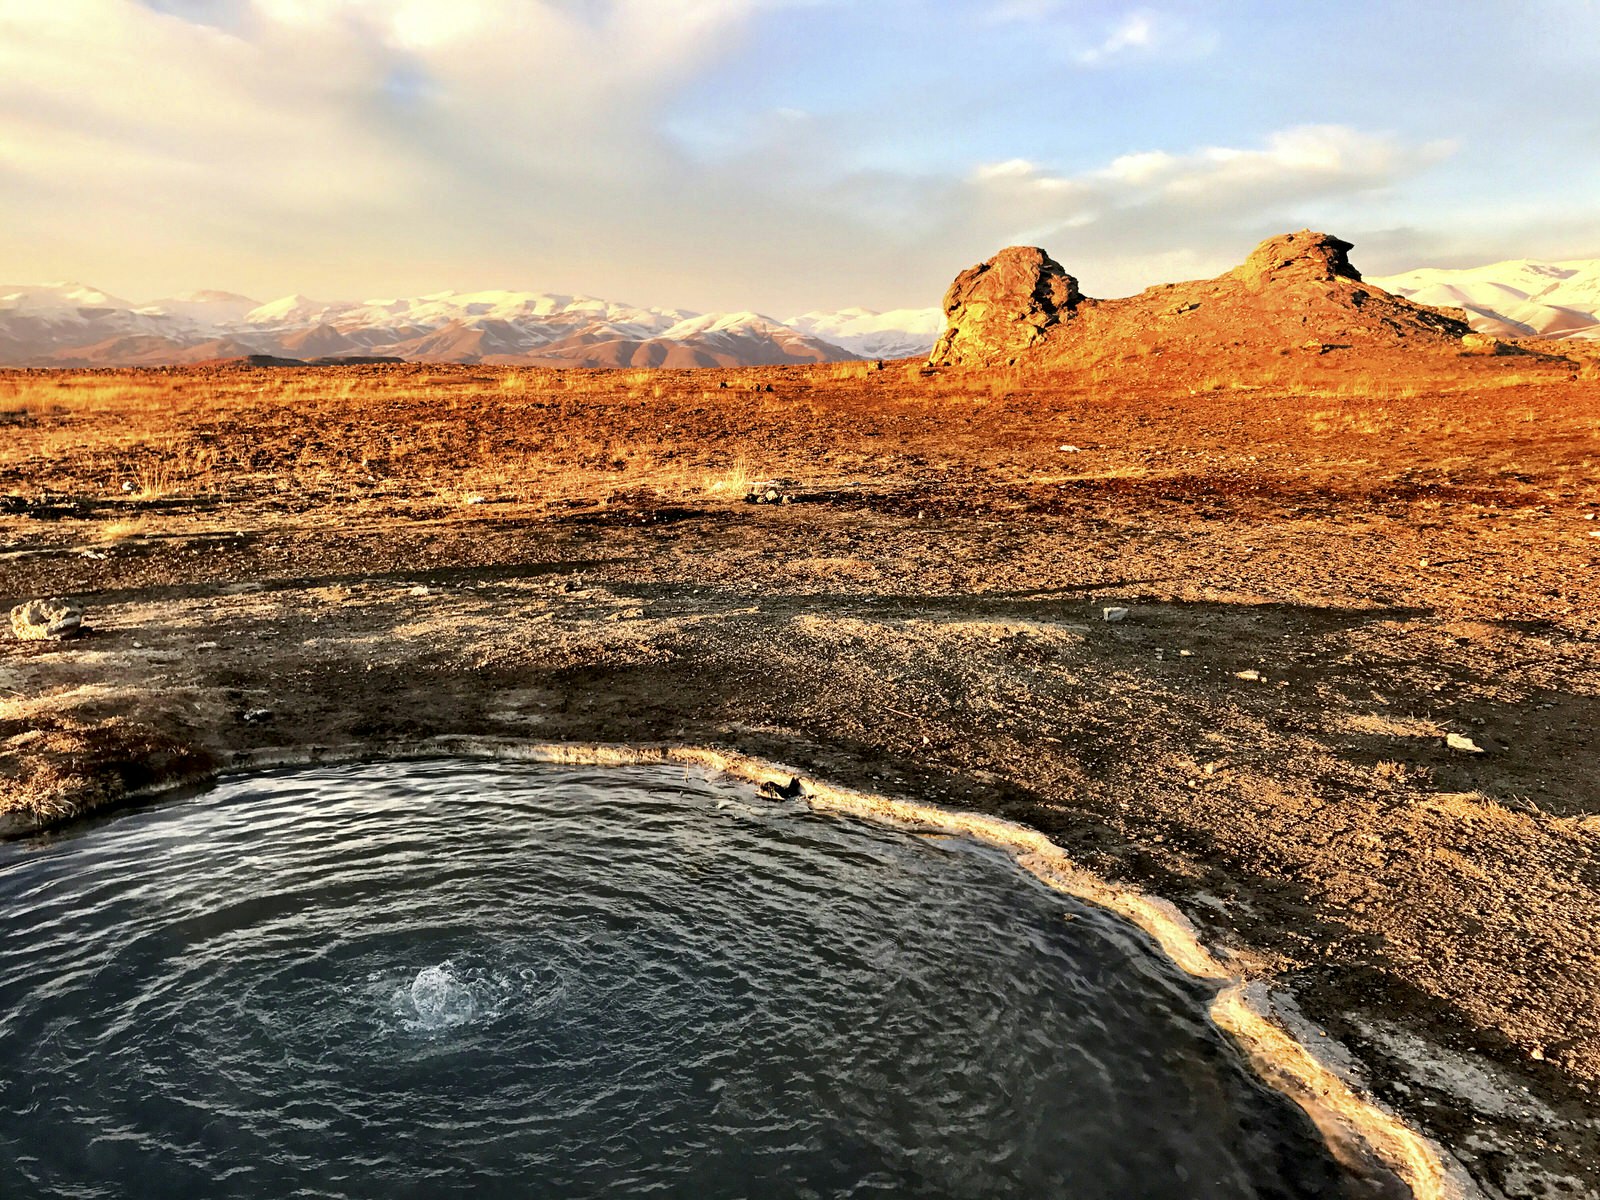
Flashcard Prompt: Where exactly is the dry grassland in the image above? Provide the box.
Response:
[2,352,1600,1196]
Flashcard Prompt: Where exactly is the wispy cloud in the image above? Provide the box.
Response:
[983,4,1217,66]
[0,0,805,304]
[1073,8,1217,65]
[960,126,1458,292]
[0,1,1588,311]
[1075,10,1156,63]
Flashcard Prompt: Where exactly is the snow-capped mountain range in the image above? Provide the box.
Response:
[1369,259,1600,341]
[4,256,1594,369]
[0,283,945,369]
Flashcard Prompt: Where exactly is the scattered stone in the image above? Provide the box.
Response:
[606,607,646,622]
[242,708,273,724]
[10,597,84,641]
[1058,444,1081,453]
[1101,606,1129,622]
[1447,732,1486,754]
[759,775,805,800]
[745,482,793,505]
[1461,332,1511,356]
[1236,669,1264,682]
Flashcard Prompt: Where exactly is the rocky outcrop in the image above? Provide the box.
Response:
[927,230,1478,370]
[927,247,1082,368]
[1229,230,1362,289]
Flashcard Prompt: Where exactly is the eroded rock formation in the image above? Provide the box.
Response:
[927,246,1083,368]
[928,230,1477,370]
[1229,229,1362,289]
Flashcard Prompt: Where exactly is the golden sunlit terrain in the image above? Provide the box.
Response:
[3,349,1600,1194]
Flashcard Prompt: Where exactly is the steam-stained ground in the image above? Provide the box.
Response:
[3,355,1599,1195]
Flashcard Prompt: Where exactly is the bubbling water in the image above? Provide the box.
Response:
[397,964,479,1032]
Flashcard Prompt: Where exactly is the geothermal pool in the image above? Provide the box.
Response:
[0,760,1356,1198]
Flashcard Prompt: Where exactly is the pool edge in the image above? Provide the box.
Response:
[122,734,1487,1200]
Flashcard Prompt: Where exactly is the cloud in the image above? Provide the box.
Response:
[1073,8,1217,65]
[983,4,1217,66]
[1075,11,1156,63]
[0,1,1567,313]
[957,126,1458,293]
[0,0,808,304]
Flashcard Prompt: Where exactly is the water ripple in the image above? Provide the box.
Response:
[0,760,1358,1198]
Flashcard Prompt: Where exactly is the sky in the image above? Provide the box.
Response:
[1,0,1597,314]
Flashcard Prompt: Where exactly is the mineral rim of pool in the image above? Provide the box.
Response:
[0,759,1377,1199]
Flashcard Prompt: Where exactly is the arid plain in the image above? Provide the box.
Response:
[3,330,1599,1195]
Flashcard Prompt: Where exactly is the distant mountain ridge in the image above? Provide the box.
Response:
[0,283,947,369]
[7,255,1595,369]
[1369,259,1600,341]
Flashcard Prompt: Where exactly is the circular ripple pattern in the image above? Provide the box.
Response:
[0,761,1354,1199]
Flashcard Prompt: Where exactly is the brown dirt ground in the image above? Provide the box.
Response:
[3,350,1599,1197]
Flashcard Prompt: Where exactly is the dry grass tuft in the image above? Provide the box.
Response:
[98,517,151,542]
[1340,713,1446,739]
[703,458,760,497]
[132,460,178,499]
[1304,407,1394,437]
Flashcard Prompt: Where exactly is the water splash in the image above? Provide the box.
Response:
[394,963,480,1033]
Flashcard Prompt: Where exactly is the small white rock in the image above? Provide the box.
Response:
[1446,732,1486,754]
[1058,444,1081,453]
[10,597,84,641]
[1235,669,1263,682]
[1102,606,1129,622]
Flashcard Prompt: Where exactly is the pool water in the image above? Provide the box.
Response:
[0,760,1360,1198]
